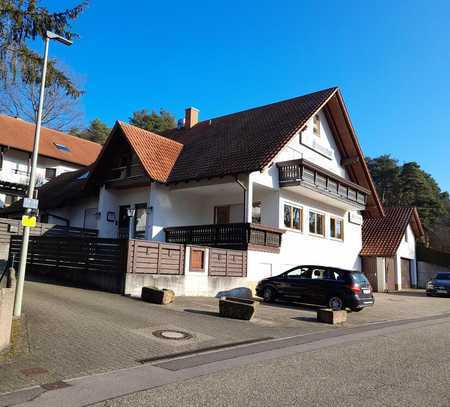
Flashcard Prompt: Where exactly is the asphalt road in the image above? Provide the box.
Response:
[93,318,450,407]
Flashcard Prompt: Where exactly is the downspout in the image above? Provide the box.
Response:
[235,176,247,223]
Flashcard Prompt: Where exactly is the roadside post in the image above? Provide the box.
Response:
[13,31,73,318]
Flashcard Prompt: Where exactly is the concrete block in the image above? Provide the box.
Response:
[219,298,255,321]
[317,309,347,325]
[141,287,175,305]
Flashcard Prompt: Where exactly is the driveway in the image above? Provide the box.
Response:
[1,281,449,394]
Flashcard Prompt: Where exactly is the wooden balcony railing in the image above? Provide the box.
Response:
[108,163,146,182]
[277,159,369,207]
[165,223,285,253]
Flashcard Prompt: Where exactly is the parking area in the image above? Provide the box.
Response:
[1,281,449,394]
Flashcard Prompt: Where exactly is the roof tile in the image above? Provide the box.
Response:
[361,207,421,256]
[0,115,101,166]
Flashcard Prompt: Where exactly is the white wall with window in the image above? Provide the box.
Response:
[0,147,81,207]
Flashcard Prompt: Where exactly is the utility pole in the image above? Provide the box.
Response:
[13,31,72,317]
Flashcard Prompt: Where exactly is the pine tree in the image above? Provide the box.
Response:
[129,108,176,133]
[70,118,110,144]
[0,0,87,96]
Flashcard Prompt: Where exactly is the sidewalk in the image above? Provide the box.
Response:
[1,281,449,394]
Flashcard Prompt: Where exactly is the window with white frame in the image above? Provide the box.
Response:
[284,203,302,231]
[313,114,320,137]
[330,216,344,240]
[252,202,262,224]
[309,211,325,236]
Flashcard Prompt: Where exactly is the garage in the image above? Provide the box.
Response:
[400,258,411,289]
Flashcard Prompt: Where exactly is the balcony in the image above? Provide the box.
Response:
[105,163,149,189]
[277,159,369,209]
[165,223,285,253]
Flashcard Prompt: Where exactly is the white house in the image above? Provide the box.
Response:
[21,88,391,293]
[361,207,424,291]
[0,115,101,208]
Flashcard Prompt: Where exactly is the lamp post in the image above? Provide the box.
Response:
[13,31,73,318]
[127,207,136,240]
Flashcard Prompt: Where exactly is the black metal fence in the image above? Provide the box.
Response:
[9,236,127,294]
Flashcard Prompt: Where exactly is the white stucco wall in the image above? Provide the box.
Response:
[98,186,150,238]
[394,224,417,289]
[47,196,99,228]
[273,110,348,178]
[0,148,81,207]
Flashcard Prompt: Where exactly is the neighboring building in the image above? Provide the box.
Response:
[361,207,424,291]
[16,87,387,292]
[0,115,102,208]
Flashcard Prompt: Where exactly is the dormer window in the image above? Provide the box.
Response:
[54,143,71,153]
[313,114,320,137]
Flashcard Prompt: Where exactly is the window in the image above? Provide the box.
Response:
[284,204,302,230]
[313,114,320,136]
[330,216,344,240]
[4,194,18,207]
[404,230,408,242]
[214,205,230,224]
[285,266,311,279]
[309,211,325,236]
[45,168,57,179]
[252,202,261,224]
[54,143,71,152]
[311,267,326,279]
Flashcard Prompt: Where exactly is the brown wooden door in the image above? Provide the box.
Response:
[214,206,230,224]
[385,257,396,292]
[401,258,411,289]
[190,248,205,272]
[362,257,378,292]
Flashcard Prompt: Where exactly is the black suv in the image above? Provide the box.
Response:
[256,265,375,312]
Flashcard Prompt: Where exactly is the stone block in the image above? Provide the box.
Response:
[141,287,175,305]
[219,298,255,320]
[317,309,347,324]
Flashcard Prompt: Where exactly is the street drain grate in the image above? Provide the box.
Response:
[152,330,193,341]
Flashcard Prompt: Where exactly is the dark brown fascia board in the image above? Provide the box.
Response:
[334,91,385,217]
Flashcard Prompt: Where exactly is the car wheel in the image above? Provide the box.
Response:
[263,286,275,302]
[426,293,432,297]
[328,296,344,311]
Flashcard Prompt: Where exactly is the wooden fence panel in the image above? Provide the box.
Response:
[127,240,184,275]
[208,248,247,277]
[0,217,98,260]
[8,236,126,293]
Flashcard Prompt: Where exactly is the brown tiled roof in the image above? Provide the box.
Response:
[162,88,337,183]
[361,207,424,256]
[117,122,183,183]
[0,115,102,166]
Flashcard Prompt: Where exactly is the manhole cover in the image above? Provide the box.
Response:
[152,330,193,340]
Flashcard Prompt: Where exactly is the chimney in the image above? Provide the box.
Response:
[185,107,199,129]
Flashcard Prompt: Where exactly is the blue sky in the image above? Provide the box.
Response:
[43,0,450,191]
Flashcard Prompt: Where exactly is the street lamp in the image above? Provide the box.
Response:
[13,31,73,318]
[127,208,136,240]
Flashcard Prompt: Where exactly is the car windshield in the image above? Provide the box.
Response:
[435,273,450,280]
[351,272,369,285]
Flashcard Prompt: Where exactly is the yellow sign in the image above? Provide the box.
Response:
[21,215,37,228]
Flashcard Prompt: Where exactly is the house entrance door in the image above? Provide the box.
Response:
[118,205,130,238]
